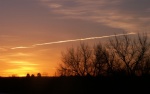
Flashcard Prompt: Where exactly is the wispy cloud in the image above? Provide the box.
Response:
[0,47,8,51]
[8,61,39,66]
[11,46,34,50]
[40,0,150,32]
[48,3,62,8]
[0,35,19,42]
[11,32,136,49]
[8,53,33,57]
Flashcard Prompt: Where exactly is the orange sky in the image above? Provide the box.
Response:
[0,0,150,77]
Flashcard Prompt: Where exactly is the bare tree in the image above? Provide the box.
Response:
[132,33,150,75]
[93,43,123,76]
[57,42,119,77]
[142,56,150,75]
[93,43,109,76]
[56,32,150,77]
[108,32,150,76]
[57,43,93,76]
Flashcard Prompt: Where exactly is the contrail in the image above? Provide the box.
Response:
[11,32,136,49]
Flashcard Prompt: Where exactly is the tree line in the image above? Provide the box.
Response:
[56,33,150,77]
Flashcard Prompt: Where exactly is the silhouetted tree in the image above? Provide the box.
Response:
[12,74,18,77]
[142,57,150,75]
[57,32,150,76]
[93,43,121,76]
[31,74,35,77]
[93,43,109,76]
[26,73,30,77]
[57,43,93,76]
[108,32,150,76]
[37,73,41,77]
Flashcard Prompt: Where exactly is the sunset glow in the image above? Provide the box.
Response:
[0,0,150,77]
[5,66,37,77]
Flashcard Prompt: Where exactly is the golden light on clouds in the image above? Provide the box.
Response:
[8,61,39,66]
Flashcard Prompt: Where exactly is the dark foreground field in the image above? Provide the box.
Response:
[0,76,149,94]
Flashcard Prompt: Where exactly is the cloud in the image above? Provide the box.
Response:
[8,53,33,57]
[47,3,62,8]
[11,32,136,49]
[0,35,19,42]
[8,61,39,66]
[40,0,150,32]
[0,47,8,51]
[11,46,34,50]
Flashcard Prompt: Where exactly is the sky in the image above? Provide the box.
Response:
[0,0,150,77]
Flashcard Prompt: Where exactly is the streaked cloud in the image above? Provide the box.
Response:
[48,3,62,8]
[0,47,8,52]
[11,46,34,50]
[8,53,33,57]
[8,61,39,66]
[0,35,19,42]
[40,0,150,32]
[11,32,136,49]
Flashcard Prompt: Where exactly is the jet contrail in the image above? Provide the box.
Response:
[11,32,136,49]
